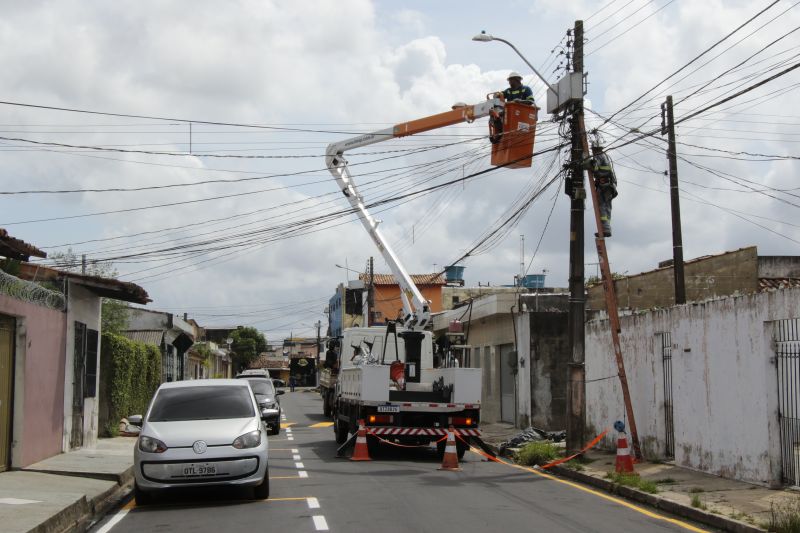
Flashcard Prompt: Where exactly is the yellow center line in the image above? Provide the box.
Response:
[309,422,334,428]
[280,422,297,428]
[468,449,708,533]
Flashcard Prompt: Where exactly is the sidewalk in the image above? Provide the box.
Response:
[0,437,136,533]
[479,423,798,532]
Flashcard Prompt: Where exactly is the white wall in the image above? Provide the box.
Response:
[63,282,102,451]
[586,288,800,485]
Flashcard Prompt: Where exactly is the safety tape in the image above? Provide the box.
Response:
[367,429,447,448]
[455,429,607,470]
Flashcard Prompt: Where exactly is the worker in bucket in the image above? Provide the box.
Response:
[503,72,535,105]
[590,143,618,238]
[490,72,535,144]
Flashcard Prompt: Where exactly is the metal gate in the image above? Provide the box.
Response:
[0,315,14,472]
[660,332,675,458]
[71,322,86,450]
[775,318,800,485]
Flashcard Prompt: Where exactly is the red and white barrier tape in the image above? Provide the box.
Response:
[455,429,607,469]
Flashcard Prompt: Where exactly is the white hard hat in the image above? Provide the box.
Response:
[507,71,522,80]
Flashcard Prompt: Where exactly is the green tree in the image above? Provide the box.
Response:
[50,248,130,333]
[230,327,267,371]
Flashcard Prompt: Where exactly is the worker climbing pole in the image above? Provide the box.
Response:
[562,20,642,460]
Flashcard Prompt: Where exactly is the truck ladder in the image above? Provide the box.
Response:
[580,114,642,460]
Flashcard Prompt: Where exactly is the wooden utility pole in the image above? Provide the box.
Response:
[661,95,686,304]
[565,20,586,456]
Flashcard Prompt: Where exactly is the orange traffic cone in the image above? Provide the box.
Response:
[350,419,372,462]
[438,426,461,471]
[615,433,635,473]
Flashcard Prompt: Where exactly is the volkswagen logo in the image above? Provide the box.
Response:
[192,440,207,454]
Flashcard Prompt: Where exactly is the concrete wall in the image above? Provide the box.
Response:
[759,256,800,278]
[0,294,66,467]
[442,286,521,311]
[528,312,569,430]
[371,284,443,323]
[587,247,759,311]
[586,288,800,485]
[63,282,102,451]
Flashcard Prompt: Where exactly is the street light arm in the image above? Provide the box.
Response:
[473,33,555,93]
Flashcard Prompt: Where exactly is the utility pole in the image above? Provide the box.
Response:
[315,320,322,387]
[565,20,586,457]
[368,256,374,326]
[661,96,686,304]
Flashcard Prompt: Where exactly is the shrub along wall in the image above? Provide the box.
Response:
[98,332,161,437]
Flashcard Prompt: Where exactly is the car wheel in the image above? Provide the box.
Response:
[334,414,349,444]
[134,482,151,506]
[253,467,270,500]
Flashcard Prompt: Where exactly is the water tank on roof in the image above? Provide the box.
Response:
[521,274,546,289]
[445,265,465,283]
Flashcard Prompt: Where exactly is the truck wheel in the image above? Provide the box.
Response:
[367,434,381,457]
[437,436,468,459]
[334,415,349,444]
[323,395,332,418]
[456,438,468,460]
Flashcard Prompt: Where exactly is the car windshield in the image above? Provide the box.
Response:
[246,379,275,397]
[148,386,255,422]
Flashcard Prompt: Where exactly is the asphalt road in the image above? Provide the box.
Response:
[92,389,712,533]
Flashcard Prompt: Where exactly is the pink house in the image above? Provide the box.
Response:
[0,230,149,470]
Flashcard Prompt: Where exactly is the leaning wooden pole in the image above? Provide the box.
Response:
[579,114,642,460]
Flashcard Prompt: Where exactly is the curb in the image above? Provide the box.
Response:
[26,467,134,533]
[548,465,764,533]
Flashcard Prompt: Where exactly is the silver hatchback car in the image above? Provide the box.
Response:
[133,379,270,504]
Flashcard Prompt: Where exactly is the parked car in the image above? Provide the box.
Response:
[236,369,270,379]
[133,379,270,505]
[241,376,284,435]
[272,378,286,388]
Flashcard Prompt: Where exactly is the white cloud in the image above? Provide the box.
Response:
[0,1,798,338]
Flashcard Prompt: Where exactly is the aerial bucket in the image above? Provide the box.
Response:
[490,101,539,169]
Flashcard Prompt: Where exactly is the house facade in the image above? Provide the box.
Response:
[1,230,148,469]
[122,308,195,382]
[432,292,569,430]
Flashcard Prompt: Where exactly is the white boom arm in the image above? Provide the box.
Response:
[326,97,504,330]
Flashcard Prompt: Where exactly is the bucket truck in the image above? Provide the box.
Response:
[324,95,539,457]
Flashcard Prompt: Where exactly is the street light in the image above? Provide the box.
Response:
[472,31,555,93]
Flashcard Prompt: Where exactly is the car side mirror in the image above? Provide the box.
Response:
[276,390,285,396]
[128,414,143,427]
[260,408,270,420]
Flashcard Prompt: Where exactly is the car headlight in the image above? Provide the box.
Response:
[262,401,276,409]
[139,436,168,453]
[232,430,262,449]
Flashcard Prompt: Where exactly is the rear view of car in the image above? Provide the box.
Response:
[133,380,270,504]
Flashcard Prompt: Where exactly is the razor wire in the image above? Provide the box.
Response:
[0,269,66,310]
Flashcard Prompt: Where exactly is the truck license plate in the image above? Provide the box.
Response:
[182,463,217,476]
[377,405,399,413]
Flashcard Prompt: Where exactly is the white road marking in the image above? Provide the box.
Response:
[299,470,308,478]
[295,462,305,469]
[95,502,133,533]
[291,448,299,453]
[307,497,320,509]
[288,437,294,441]
[0,498,41,505]
[312,515,329,531]
[293,454,302,461]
